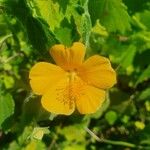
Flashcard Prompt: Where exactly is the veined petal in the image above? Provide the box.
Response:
[78,55,116,89]
[29,62,66,95]
[50,42,86,70]
[70,42,86,66]
[41,77,75,115]
[76,84,106,114]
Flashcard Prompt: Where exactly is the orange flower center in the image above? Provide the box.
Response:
[55,69,85,109]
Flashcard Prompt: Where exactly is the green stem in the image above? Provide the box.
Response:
[102,139,136,148]
[82,0,92,48]
[85,127,142,148]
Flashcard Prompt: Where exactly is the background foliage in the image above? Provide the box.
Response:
[0,0,150,149]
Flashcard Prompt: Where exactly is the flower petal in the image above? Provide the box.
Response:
[78,55,116,89]
[41,78,75,115]
[29,62,66,95]
[50,42,86,70]
[76,84,105,114]
[70,42,86,66]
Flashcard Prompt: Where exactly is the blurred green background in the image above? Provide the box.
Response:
[0,0,150,149]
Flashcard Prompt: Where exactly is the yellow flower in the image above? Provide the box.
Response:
[29,42,116,115]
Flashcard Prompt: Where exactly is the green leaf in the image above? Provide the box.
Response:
[54,17,79,46]
[92,20,108,37]
[89,0,131,33]
[21,98,42,125]
[123,0,148,13]
[121,115,130,124]
[3,75,15,89]
[132,15,147,30]
[135,121,145,130]
[133,49,150,69]
[0,93,15,127]
[139,124,150,145]
[134,10,150,30]
[34,0,64,31]
[131,31,150,44]
[145,101,150,112]
[34,0,93,46]
[30,127,50,140]
[33,0,77,32]
[3,63,12,71]
[7,141,21,150]
[138,88,150,101]
[54,27,72,46]
[25,140,46,150]
[60,124,86,142]
[105,110,118,125]
[17,126,33,146]
[34,0,80,46]
[121,45,136,69]
[136,65,150,85]
[25,17,57,52]
[64,144,85,150]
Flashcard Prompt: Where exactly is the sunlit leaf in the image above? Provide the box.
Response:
[92,20,108,37]
[3,75,15,89]
[89,0,131,33]
[25,140,46,150]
